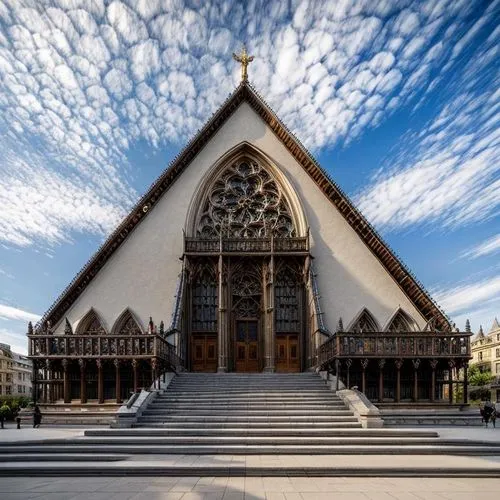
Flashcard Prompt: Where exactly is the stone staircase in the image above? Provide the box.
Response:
[135,372,361,432]
[1,372,500,477]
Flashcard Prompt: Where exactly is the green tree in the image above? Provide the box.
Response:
[468,363,494,386]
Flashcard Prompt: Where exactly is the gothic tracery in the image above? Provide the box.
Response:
[196,158,295,238]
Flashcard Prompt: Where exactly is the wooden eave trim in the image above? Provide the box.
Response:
[38,82,451,332]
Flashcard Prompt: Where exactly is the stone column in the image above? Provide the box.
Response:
[217,255,228,372]
[42,367,48,403]
[79,358,87,404]
[395,359,403,403]
[263,257,275,372]
[361,359,369,394]
[62,359,70,404]
[114,359,122,404]
[463,360,468,404]
[97,360,104,404]
[345,359,352,389]
[45,360,54,403]
[412,359,420,402]
[151,358,157,389]
[429,359,438,402]
[378,359,385,403]
[132,359,138,393]
[32,360,38,404]
[448,360,455,404]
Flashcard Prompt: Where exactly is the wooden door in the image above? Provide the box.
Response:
[276,334,300,372]
[191,334,217,372]
[235,320,259,372]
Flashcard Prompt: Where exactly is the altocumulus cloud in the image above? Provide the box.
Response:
[0,0,497,247]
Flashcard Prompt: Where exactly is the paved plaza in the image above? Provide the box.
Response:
[1,425,499,497]
[1,476,500,500]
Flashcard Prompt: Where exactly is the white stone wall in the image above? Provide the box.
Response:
[55,102,427,334]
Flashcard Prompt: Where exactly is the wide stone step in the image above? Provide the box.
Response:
[165,388,329,393]
[157,394,339,400]
[160,387,335,397]
[70,436,466,446]
[2,443,499,455]
[132,422,362,429]
[141,409,354,416]
[3,456,500,477]
[95,427,376,436]
[149,403,346,410]
[86,429,440,438]
[0,454,126,462]
[137,414,359,422]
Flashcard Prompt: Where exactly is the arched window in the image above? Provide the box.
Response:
[191,263,218,332]
[232,264,261,319]
[348,309,380,333]
[196,157,296,238]
[275,261,302,333]
[76,309,107,335]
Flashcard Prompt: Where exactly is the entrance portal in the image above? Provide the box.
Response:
[235,320,259,372]
[276,334,300,372]
[191,334,217,372]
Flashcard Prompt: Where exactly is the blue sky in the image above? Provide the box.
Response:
[0,0,498,354]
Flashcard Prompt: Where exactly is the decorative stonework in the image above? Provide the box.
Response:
[386,309,417,332]
[197,158,295,238]
[349,309,379,333]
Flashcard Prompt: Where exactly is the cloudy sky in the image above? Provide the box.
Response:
[0,0,498,354]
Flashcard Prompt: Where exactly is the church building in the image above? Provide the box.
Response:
[28,54,471,407]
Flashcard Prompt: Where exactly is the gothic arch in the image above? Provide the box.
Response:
[75,308,107,335]
[186,142,308,238]
[190,260,218,332]
[383,308,418,332]
[231,260,262,319]
[111,308,144,335]
[346,308,380,333]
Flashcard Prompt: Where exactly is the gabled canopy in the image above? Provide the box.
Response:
[37,82,452,332]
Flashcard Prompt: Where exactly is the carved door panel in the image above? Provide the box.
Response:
[191,334,217,372]
[235,320,259,372]
[276,334,300,372]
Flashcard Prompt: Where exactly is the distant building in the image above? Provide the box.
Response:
[470,318,500,402]
[0,343,32,397]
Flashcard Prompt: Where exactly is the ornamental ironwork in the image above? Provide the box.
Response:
[197,159,295,238]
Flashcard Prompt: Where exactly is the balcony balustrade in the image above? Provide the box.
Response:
[317,331,472,367]
[28,334,181,367]
[184,236,309,255]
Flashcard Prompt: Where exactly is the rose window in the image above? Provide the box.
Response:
[196,159,295,238]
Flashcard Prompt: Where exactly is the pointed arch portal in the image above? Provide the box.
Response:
[185,146,309,372]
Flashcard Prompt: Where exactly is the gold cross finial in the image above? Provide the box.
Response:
[232,44,254,82]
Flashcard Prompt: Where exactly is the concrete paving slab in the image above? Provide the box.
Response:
[1,476,499,500]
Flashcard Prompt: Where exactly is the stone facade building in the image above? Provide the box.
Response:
[471,318,500,402]
[0,343,32,397]
[28,80,471,406]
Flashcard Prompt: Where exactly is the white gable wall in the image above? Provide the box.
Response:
[56,102,426,334]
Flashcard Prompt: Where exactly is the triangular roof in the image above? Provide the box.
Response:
[37,82,452,332]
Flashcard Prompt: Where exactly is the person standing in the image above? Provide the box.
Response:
[483,400,495,427]
[33,405,42,428]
